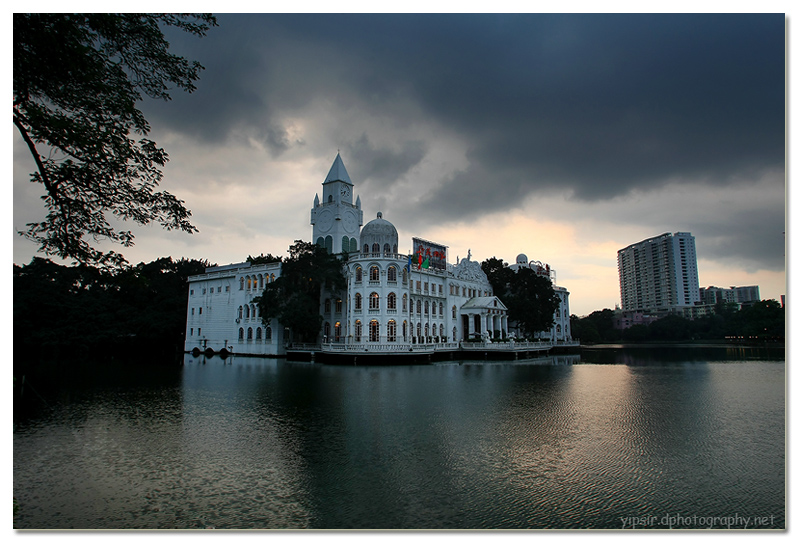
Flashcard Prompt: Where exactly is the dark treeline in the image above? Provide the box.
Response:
[14,257,210,367]
[571,301,785,344]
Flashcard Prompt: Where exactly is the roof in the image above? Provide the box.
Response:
[323,153,352,185]
[460,296,507,311]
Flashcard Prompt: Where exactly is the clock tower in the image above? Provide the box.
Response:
[311,153,363,254]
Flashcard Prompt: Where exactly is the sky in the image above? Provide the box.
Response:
[10,10,788,316]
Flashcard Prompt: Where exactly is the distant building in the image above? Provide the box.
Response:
[612,310,661,330]
[700,285,760,306]
[617,232,700,315]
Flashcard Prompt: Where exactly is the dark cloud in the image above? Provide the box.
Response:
[347,134,427,187]
[148,14,783,200]
[137,13,783,272]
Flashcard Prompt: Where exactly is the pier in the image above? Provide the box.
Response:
[286,340,580,364]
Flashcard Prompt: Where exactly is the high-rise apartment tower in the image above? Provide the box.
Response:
[617,232,700,313]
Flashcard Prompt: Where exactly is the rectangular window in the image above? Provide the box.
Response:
[199,307,202,315]
[198,328,201,336]
[190,328,193,336]
[190,289,194,295]
[226,286,230,292]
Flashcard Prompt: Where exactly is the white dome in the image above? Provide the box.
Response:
[516,253,528,265]
[360,212,398,255]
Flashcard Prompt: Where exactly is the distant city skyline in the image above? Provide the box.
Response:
[11,13,786,316]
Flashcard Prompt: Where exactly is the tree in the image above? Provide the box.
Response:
[247,253,283,265]
[14,14,216,266]
[14,256,211,364]
[254,241,347,344]
[481,257,561,337]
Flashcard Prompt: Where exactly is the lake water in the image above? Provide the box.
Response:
[13,346,785,530]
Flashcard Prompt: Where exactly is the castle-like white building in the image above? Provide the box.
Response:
[184,154,571,357]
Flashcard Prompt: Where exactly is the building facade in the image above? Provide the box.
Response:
[509,253,572,341]
[617,232,700,314]
[185,154,571,356]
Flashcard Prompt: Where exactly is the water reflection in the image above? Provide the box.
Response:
[13,350,785,529]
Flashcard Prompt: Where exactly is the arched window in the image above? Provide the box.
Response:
[369,320,380,342]
[252,304,257,318]
[355,320,362,342]
[453,327,457,342]
[452,305,457,319]
[355,266,362,282]
[246,276,252,290]
[387,266,397,282]
[350,238,358,253]
[334,322,342,342]
[317,236,325,248]
[439,302,444,316]
[371,243,380,255]
[254,275,259,290]
[403,320,408,341]
[354,292,362,310]
[402,294,408,312]
[387,292,397,310]
[370,265,380,282]
[245,305,250,319]
[425,323,430,339]
[363,244,370,254]
[324,322,330,340]
[387,320,397,342]
[424,301,429,315]
[270,273,275,282]
[383,243,391,255]
[256,327,262,340]
[238,306,243,319]
[247,327,253,340]
[370,292,380,310]
[440,324,445,340]
[417,322,422,339]
[416,300,422,315]
[325,299,331,313]
[432,302,436,316]
[328,195,333,203]
[402,268,408,284]
[266,326,272,340]
[342,236,350,253]
[239,277,244,290]
[325,236,333,254]
[239,327,244,340]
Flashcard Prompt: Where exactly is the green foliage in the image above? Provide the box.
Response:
[571,300,785,344]
[247,253,282,265]
[14,14,216,266]
[13,256,211,365]
[481,257,561,337]
[571,309,620,343]
[254,241,347,343]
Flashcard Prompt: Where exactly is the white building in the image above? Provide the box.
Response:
[617,232,700,314]
[508,254,572,342]
[185,154,571,357]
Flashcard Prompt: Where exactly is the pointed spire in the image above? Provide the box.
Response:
[314,193,320,207]
[324,153,352,184]
[356,195,361,209]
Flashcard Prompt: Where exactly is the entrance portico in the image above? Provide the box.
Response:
[459,296,509,340]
